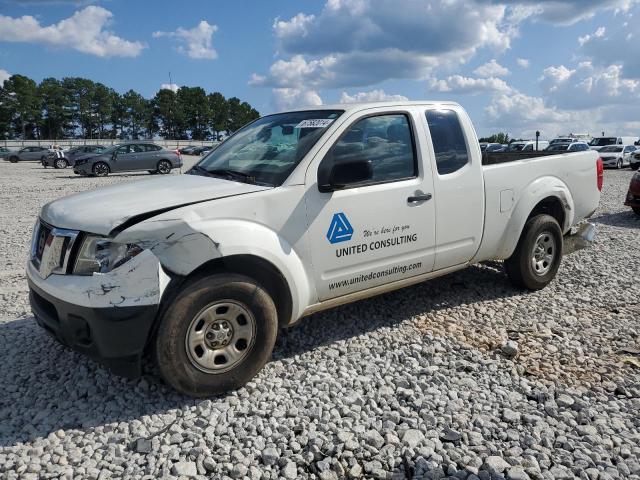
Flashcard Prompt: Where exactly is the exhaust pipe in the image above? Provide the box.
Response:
[563,222,596,255]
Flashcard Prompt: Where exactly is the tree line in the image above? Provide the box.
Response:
[0,74,260,140]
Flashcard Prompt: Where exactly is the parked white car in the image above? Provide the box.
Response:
[589,136,638,151]
[26,101,602,396]
[506,140,550,151]
[598,145,637,169]
[545,141,590,152]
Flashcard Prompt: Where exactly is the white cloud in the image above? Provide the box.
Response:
[578,26,606,46]
[255,0,515,92]
[516,58,530,69]
[541,62,639,109]
[428,75,512,94]
[0,6,145,57]
[160,83,179,92]
[153,20,218,60]
[0,68,10,85]
[339,89,409,103]
[474,59,510,77]
[272,88,323,110]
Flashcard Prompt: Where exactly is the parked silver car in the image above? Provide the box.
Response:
[5,146,51,163]
[73,143,183,177]
[43,144,107,168]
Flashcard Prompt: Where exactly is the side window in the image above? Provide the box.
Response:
[523,144,533,151]
[147,144,161,151]
[328,114,416,184]
[116,145,130,154]
[425,109,470,175]
[131,144,145,153]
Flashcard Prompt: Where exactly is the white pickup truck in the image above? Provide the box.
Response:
[27,102,602,396]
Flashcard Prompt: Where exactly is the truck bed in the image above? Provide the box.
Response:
[482,150,576,165]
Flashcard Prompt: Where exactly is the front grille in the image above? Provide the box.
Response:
[30,220,80,278]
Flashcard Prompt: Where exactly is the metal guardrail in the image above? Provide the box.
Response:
[0,139,220,150]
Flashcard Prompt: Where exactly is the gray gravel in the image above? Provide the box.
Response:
[0,160,639,479]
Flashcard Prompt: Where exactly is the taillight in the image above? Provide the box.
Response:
[596,157,603,192]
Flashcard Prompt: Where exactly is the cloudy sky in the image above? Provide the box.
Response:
[1,0,640,138]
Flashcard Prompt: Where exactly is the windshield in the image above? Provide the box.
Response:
[550,139,571,145]
[589,137,617,146]
[545,144,569,151]
[506,143,525,151]
[195,110,343,186]
[599,146,623,152]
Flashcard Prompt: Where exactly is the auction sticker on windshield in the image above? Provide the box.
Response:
[296,119,334,129]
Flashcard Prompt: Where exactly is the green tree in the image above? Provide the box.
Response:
[208,91,228,139]
[92,83,113,138]
[227,97,259,132]
[122,89,148,139]
[177,86,210,140]
[152,88,186,139]
[3,75,40,139]
[479,132,510,144]
[38,78,73,139]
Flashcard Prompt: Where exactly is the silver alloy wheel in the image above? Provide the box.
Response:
[531,232,556,276]
[185,301,256,374]
[158,161,171,174]
[617,159,623,169]
[55,158,67,169]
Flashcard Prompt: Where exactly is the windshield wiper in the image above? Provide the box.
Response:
[187,165,215,177]
[207,168,256,184]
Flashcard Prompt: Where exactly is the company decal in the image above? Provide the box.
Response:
[327,212,354,244]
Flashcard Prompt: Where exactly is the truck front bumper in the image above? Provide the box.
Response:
[26,250,168,377]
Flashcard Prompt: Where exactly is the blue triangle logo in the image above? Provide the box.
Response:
[327,212,354,244]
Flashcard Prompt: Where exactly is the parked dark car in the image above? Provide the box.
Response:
[624,170,640,215]
[544,141,590,153]
[73,143,182,177]
[630,150,640,170]
[193,145,214,155]
[5,146,50,163]
[42,144,107,168]
[178,145,199,155]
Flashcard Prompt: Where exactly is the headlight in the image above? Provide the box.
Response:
[73,235,143,275]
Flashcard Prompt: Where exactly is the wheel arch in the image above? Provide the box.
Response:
[496,176,574,259]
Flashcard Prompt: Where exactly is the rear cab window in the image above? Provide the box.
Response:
[425,109,470,175]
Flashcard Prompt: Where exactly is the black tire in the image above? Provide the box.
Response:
[92,162,110,177]
[505,214,563,290]
[157,159,172,174]
[633,207,640,216]
[617,159,623,169]
[9,156,18,163]
[631,164,639,171]
[54,158,68,169]
[154,273,278,397]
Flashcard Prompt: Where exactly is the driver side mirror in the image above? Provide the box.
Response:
[318,157,373,192]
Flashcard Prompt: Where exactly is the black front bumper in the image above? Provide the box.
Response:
[28,280,158,378]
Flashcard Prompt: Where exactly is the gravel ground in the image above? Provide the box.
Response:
[0,159,639,480]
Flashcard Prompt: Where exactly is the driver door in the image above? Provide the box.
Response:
[112,145,135,172]
[303,109,437,301]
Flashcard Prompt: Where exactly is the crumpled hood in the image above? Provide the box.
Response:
[41,174,270,236]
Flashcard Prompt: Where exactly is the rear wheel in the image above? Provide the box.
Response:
[9,156,18,163]
[505,214,563,290]
[154,273,278,397]
[54,158,68,169]
[157,160,172,174]
[92,162,110,177]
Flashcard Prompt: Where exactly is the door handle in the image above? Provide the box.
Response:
[407,193,432,203]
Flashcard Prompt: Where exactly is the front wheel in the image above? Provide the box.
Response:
[505,214,563,290]
[617,159,623,169]
[9,156,18,163]
[92,162,110,177]
[154,273,278,397]
[54,158,68,169]
[157,160,172,174]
